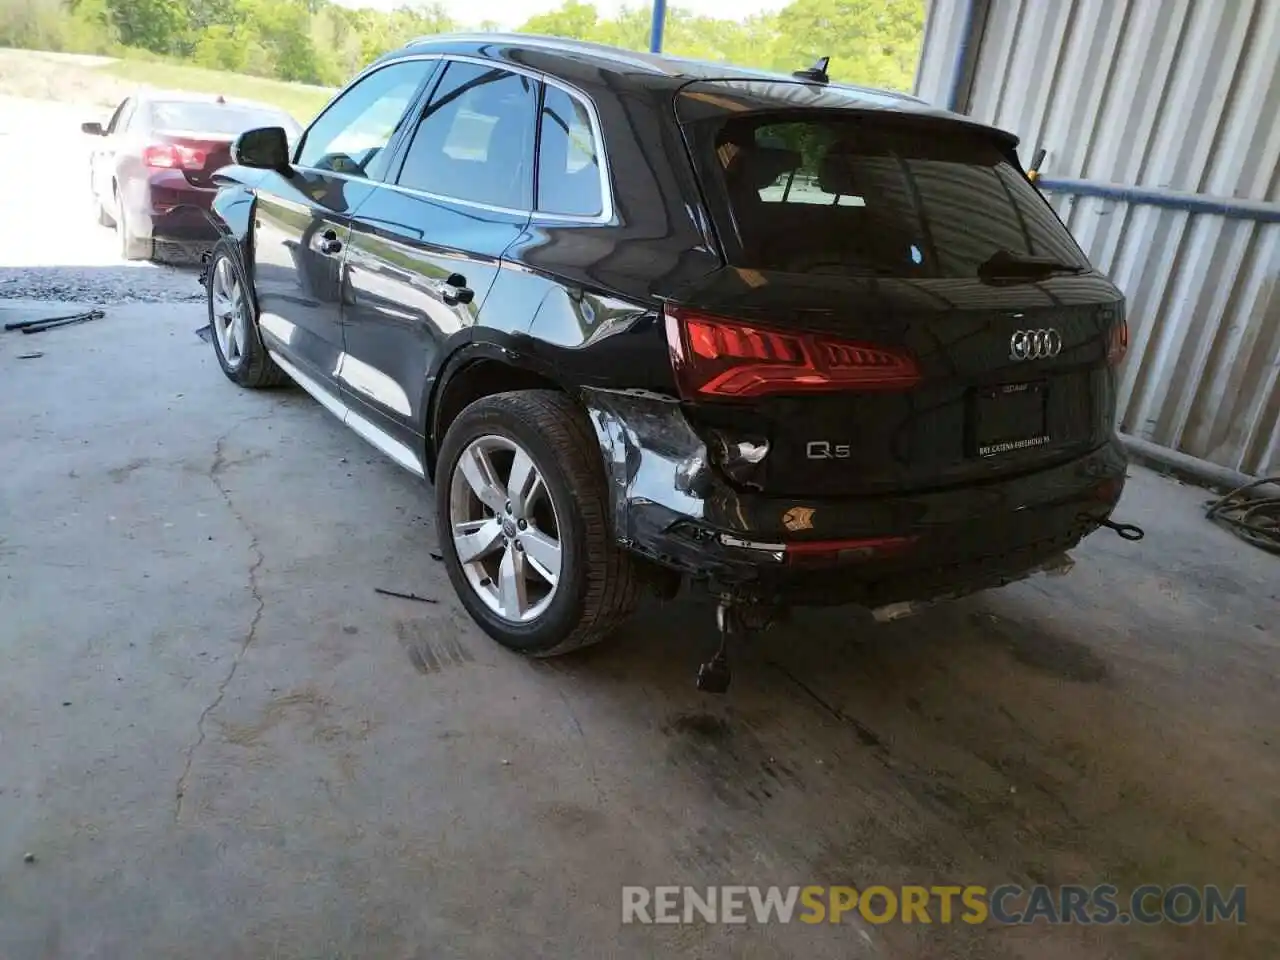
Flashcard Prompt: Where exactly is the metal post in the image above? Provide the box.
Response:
[649,0,667,53]
[946,0,984,113]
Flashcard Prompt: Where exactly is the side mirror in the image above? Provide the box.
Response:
[81,121,105,136]
[232,126,292,172]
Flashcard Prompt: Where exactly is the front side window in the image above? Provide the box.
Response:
[397,60,537,210]
[536,86,603,217]
[297,61,429,180]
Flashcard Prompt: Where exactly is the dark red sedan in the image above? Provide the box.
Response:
[84,92,303,260]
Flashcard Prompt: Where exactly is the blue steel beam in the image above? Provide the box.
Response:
[1036,178,1280,224]
[946,0,980,111]
[650,0,667,53]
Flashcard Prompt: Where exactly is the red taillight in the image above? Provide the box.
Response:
[1107,318,1129,365]
[664,306,920,399]
[143,143,207,170]
[142,145,176,168]
[784,535,917,566]
[716,531,918,565]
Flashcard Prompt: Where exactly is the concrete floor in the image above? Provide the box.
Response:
[1,301,1276,959]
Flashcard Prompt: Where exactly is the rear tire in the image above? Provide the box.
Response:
[207,239,289,389]
[116,198,151,261]
[435,390,640,656]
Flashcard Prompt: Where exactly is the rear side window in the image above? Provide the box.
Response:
[397,61,536,211]
[106,98,132,134]
[710,116,1086,278]
[536,86,603,217]
[118,100,138,132]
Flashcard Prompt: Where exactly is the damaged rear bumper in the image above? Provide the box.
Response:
[582,387,1129,606]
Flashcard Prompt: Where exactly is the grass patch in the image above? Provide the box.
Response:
[101,59,334,123]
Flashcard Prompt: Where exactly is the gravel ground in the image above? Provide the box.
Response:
[0,94,206,304]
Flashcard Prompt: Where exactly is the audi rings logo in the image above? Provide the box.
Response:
[1009,328,1063,361]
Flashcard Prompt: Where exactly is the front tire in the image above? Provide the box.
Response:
[207,239,288,389]
[435,390,640,656]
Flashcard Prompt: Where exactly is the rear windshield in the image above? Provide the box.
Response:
[708,115,1087,278]
[149,102,299,138]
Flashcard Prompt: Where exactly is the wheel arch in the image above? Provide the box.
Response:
[424,342,571,481]
[209,185,259,287]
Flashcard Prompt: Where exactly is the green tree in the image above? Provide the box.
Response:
[592,5,650,50]
[310,6,364,85]
[516,0,924,92]
[104,0,182,52]
[3,0,924,99]
[774,0,923,89]
[191,23,247,71]
[522,0,599,40]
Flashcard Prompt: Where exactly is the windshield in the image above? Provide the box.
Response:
[149,101,300,139]
[708,115,1088,279]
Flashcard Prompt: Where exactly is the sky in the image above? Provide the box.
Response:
[334,0,782,30]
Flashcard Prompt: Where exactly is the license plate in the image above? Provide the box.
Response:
[972,382,1049,457]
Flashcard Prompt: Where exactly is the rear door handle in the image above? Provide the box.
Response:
[432,272,474,306]
[318,228,343,255]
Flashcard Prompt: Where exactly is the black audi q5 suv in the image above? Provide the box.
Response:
[204,34,1135,684]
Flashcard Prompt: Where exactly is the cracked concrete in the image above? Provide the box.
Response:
[1,302,1278,960]
[173,428,270,820]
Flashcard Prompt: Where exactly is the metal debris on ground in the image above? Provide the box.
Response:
[374,587,438,604]
[195,324,213,343]
[16,352,43,360]
[1206,477,1280,554]
[196,235,226,286]
[4,308,105,335]
[23,853,35,864]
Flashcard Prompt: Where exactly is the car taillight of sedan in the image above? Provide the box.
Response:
[143,142,210,171]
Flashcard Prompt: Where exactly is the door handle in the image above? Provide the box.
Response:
[318,228,343,255]
[432,272,474,307]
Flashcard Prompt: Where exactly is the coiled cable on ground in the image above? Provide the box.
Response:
[1205,477,1280,555]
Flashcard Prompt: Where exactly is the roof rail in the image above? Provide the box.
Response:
[404,33,677,75]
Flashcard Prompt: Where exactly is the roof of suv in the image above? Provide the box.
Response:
[376,34,1020,148]
[408,32,919,91]
[388,33,998,134]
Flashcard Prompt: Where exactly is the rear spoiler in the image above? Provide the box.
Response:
[673,78,1020,150]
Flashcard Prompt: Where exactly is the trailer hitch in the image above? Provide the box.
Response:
[1101,518,1145,541]
[697,596,783,693]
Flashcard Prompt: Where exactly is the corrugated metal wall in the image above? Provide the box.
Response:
[916,0,1280,478]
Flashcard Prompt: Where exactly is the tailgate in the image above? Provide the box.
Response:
[665,95,1127,497]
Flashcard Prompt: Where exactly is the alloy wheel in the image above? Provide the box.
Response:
[210,257,248,367]
[448,435,563,623]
